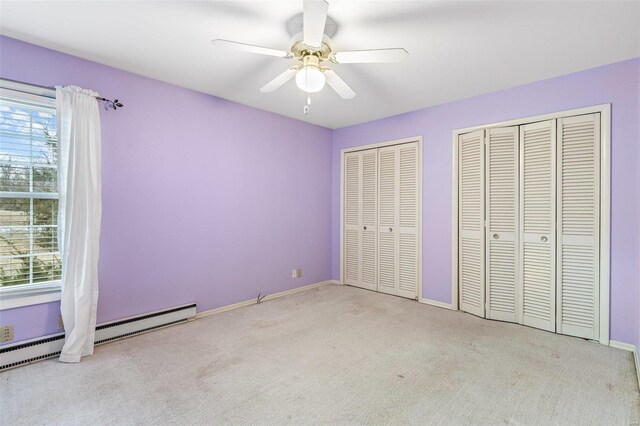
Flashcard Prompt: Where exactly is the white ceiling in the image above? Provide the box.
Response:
[1,1,639,129]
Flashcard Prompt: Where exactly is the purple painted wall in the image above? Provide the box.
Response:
[0,36,333,344]
[332,58,640,345]
[1,35,638,348]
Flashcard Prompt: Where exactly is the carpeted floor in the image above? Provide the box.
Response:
[1,284,638,425]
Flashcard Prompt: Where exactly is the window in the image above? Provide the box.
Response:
[0,81,61,306]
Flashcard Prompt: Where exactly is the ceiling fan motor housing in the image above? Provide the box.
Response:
[290,32,332,62]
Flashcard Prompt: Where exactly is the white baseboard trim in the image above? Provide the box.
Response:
[610,340,640,391]
[195,279,337,319]
[610,340,635,351]
[420,298,452,310]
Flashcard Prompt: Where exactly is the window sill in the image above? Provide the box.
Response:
[0,283,62,310]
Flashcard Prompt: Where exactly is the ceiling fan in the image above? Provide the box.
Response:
[211,0,408,103]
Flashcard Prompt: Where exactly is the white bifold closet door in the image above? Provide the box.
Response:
[519,120,556,332]
[344,149,378,291]
[378,142,419,298]
[485,126,519,322]
[458,113,602,339]
[556,113,600,340]
[458,130,485,317]
[398,143,419,298]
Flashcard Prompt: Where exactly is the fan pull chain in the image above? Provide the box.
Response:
[304,93,311,115]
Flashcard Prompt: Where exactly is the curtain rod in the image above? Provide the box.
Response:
[1,77,124,110]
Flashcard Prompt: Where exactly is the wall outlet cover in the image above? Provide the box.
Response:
[292,268,302,278]
[1,325,14,342]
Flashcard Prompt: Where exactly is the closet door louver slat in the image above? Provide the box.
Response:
[557,113,600,339]
[398,142,419,299]
[485,127,519,322]
[459,130,485,317]
[377,145,398,295]
[519,120,556,332]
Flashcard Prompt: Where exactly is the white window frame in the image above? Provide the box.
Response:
[451,104,611,345]
[0,79,61,310]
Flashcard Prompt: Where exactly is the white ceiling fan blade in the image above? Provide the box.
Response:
[260,68,299,93]
[324,69,355,99]
[211,39,290,58]
[303,0,328,49]
[332,48,408,64]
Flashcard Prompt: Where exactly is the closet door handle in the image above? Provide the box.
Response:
[389,227,393,232]
[541,236,548,242]
[493,234,499,239]
[363,226,367,230]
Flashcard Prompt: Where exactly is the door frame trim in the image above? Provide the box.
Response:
[451,104,611,345]
[340,136,423,301]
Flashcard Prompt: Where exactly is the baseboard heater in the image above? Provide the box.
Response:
[0,303,196,371]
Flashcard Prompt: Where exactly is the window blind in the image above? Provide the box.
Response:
[0,89,61,289]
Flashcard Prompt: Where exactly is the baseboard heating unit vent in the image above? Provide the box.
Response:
[0,303,196,371]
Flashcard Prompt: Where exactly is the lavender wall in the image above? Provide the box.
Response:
[1,35,638,348]
[0,36,333,344]
[332,58,640,346]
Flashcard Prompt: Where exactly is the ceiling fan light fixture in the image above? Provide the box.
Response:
[214,1,408,101]
[295,55,325,93]
[295,65,326,93]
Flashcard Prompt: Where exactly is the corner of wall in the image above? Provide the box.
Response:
[637,110,640,350]
[330,128,340,281]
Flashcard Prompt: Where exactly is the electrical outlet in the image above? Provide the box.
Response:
[57,315,64,330]
[1,325,14,343]
[292,268,302,279]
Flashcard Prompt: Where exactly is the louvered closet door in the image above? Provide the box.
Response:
[485,127,519,322]
[459,130,485,317]
[344,152,362,287]
[344,150,378,290]
[519,120,556,332]
[377,145,398,296]
[397,142,419,299]
[360,149,378,291]
[557,114,600,339]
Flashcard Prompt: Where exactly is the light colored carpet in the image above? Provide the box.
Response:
[1,284,638,425]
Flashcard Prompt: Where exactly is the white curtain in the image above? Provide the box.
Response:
[56,86,102,363]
